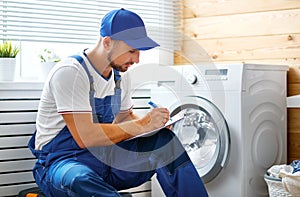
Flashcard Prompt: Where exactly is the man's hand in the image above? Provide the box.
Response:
[142,107,170,131]
[62,108,170,148]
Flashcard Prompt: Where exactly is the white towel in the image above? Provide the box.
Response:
[279,171,300,196]
[267,164,293,179]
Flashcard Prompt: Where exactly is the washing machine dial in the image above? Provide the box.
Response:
[186,74,198,84]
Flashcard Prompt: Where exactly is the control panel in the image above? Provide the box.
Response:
[204,69,228,81]
[180,64,245,92]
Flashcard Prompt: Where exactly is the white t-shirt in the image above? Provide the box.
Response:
[35,53,133,150]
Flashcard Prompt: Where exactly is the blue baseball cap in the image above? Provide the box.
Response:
[100,8,159,50]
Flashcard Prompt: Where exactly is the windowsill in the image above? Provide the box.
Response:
[0,80,44,90]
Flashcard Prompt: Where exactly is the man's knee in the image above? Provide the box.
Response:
[61,164,96,189]
[50,161,120,196]
[68,167,120,196]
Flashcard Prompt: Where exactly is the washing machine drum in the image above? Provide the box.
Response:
[170,96,230,183]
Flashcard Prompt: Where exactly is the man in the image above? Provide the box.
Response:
[28,8,208,197]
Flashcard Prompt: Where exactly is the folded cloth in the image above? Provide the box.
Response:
[279,171,300,196]
[267,164,293,179]
[265,161,300,196]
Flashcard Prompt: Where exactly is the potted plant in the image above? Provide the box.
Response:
[37,48,60,81]
[0,40,20,81]
[39,48,60,63]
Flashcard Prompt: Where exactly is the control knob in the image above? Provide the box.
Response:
[186,74,198,84]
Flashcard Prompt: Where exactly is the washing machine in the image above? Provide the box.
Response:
[128,63,289,197]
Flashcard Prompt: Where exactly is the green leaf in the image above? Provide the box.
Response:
[0,40,20,58]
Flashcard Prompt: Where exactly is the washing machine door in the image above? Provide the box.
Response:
[170,96,230,183]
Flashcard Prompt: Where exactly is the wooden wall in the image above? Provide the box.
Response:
[287,66,300,163]
[176,0,300,163]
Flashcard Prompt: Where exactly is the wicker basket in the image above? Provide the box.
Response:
[264,173,293,197]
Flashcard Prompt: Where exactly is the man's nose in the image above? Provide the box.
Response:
[132,51,140,64]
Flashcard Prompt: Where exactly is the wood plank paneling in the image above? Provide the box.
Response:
[287,65,300,83]
[287,109,300,133]
[287,84,300,96]
[176,34,300,63]
[287,64,300,162]
[175,53,300,65]
[183,0,300,18]
[287,65,300,101]
[184,9,300,40]
[174,54,300,66]
[287,133,300,163]
[182,34,300,50]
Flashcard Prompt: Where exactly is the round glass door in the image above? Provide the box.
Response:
[170,96,230,183]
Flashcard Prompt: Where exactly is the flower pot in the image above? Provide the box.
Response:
[38,62,56,81]
[0,58,17,81]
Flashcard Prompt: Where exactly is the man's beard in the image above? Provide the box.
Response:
[107,51,132,72]
[110,61,128,72]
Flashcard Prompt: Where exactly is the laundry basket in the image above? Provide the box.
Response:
[264,173,293,197]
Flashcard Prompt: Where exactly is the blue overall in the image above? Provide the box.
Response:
[28,55,208,197]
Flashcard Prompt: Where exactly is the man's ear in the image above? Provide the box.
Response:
[103,36,112,50]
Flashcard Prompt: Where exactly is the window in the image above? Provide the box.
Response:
[1,0,182,80]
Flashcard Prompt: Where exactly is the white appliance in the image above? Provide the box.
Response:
[287,94,300,108]
[128,63,288,197]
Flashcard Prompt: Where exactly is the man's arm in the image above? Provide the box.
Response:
[62,107,169,148]
[112,109,140,124]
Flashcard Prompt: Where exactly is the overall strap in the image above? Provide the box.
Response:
[70,55,122,118]
[113,69,121,89]
[70,55,96,113]
[71,55,121,91]
[111,69,122,117]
